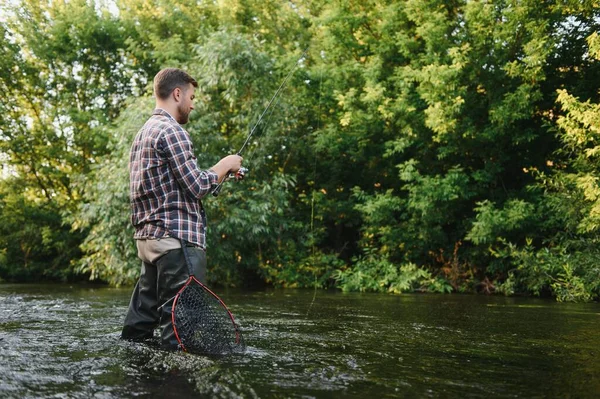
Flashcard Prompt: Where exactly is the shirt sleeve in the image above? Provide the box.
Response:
[160,126,219,199]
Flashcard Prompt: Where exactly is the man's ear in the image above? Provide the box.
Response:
[172,87,181,102]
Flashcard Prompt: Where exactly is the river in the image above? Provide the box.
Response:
[1,284,599,398]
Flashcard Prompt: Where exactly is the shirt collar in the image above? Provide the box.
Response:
[153,108,178,122]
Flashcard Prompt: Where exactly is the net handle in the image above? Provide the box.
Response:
[178,242,236,323]
[180,239,195,276]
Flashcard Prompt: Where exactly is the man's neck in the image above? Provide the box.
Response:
[155,101,179,121]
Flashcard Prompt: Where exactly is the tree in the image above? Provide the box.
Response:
[0,0,139,280]
[499,31,600,302]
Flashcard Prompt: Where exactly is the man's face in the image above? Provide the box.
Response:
[176,83,196,124]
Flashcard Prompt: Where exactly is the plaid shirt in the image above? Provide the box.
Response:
[129,108,218,249]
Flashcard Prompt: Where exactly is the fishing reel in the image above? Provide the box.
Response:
[232,166,248,181]
[212,167,248,197]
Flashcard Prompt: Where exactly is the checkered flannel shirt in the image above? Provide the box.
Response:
[129,108,219,249]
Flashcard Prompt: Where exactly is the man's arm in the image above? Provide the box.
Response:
[210,155,244,183]
[162,127,242,198]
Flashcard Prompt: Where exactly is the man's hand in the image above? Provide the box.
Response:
[212,154,243,183]
[221,154,243,172]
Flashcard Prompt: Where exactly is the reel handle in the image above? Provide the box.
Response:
[234,166,248,180]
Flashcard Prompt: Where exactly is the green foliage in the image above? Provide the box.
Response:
[466,199,536,245]
[494,271,516,297]
[552,263,595,303]
[333,252,451,294]
[0,0,139,282]
[0,178,82,281]
[487,30,600,302]
[352,188,404,258]
[72,98,153,286]
[2,0,600,302]
[497,239,600,302]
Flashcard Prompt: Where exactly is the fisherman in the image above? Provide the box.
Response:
[121,68,243,350]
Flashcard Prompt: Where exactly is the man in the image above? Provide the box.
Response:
[121,68,243,350]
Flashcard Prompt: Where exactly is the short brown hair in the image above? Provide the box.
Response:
[153,68,198,100]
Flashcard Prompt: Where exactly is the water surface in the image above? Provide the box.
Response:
[1,284,599,398]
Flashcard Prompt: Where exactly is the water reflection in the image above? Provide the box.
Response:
[1,284,599,398]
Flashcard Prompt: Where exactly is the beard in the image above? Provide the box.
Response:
[177,104,190,124]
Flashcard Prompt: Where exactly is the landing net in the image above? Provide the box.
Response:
[172,277,245,355]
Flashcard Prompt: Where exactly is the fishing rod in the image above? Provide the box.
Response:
[212,47,309,197]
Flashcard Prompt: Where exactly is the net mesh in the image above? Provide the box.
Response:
[173,280,245,355]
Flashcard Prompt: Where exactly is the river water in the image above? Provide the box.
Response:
[0,284,599,398]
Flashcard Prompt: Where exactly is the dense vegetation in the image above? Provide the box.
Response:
[1,0,599,301]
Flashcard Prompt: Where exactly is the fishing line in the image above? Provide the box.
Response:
[306,58,324,318]
[238,94,280,176]
[213,47,309,196]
